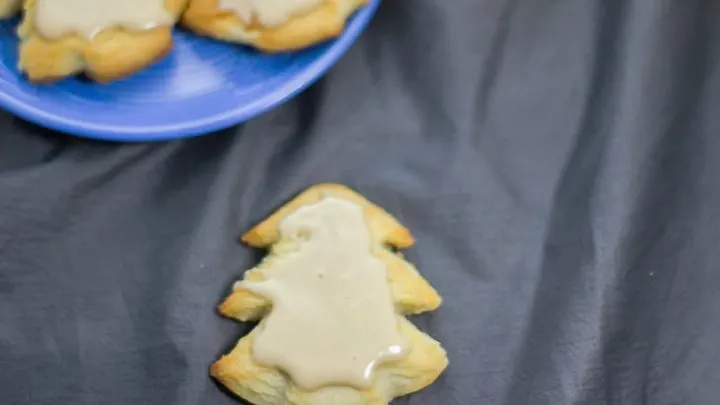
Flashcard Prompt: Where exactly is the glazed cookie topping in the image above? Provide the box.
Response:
[241,196,408,390]
[218,0,324,28]
[35,0,173,40]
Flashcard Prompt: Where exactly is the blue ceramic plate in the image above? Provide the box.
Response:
[0,1,380,142]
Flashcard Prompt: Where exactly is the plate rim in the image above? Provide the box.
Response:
[0,0,381,142]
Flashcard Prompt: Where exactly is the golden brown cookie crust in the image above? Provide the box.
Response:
[182,0,370,52]
[18,0,189,83]
[212,183,448,405]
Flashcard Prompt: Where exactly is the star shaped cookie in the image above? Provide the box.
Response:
[17,0,189,83]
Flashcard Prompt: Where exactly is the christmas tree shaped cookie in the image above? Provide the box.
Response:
[212,183,448,405]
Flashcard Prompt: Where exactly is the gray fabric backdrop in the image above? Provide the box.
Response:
[2,0,720,404]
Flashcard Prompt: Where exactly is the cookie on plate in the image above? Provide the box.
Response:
[18,0,189,83]
[211,183,448,405]
[182,0,370,52]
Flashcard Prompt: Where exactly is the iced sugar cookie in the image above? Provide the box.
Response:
[182,0,370,52]
[18,0,189,83]
[212,183,448,405]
